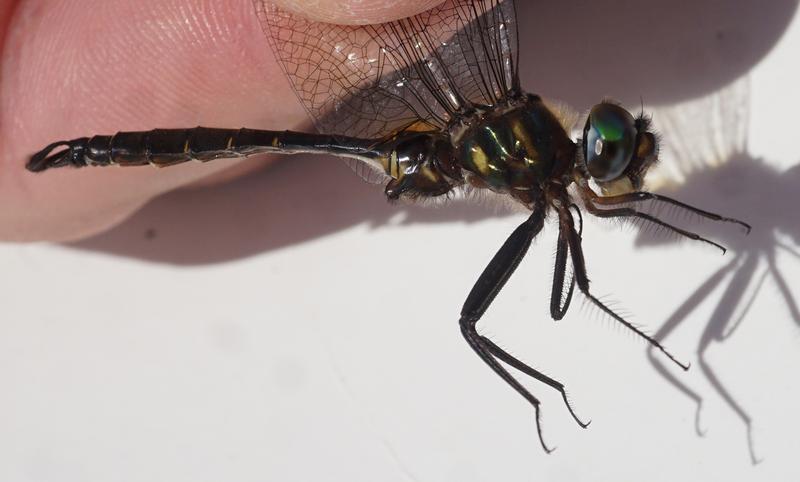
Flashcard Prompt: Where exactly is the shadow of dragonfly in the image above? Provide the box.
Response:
[635,78,800,464]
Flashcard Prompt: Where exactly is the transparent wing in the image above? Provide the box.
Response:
[254,0,520,141]
[646,77,751,191]
[629,77,753,248]
[342,157,391,185]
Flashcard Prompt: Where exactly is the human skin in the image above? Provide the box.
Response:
[0,0,442,242]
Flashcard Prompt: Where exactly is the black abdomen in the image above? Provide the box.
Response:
[27,127,382,172]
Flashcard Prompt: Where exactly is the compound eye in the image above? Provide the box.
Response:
[583,103,637,181]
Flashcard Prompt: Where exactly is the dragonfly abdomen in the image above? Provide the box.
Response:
[27,127,385,172]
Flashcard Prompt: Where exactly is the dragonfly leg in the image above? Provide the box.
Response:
[587,190,752,234]
[582,201,729,254]
[558,205,691,371]
[478,336,590,428]
[459,320,554,452]
[550,205,582,320]
[459,208,587,452]
[550,232,573,320]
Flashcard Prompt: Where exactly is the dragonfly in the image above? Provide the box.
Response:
[26,0,750,452]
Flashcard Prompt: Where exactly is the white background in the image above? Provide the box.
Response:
[1,1,799,481]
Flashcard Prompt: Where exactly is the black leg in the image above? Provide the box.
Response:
[550,205,581,320]
[461,210,544,318]
[459,208,587,453]
[479,336,589,428]
[550,231,574,320]
[460,324,554,452]
[583,202,729,254]
[558,206,690,371]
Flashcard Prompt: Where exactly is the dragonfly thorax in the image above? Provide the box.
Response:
[452,95,576,206]
[378,95,577,205]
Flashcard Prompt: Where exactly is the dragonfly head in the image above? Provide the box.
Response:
[579,101,658,194]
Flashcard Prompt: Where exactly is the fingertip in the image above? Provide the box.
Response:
[270,0,445,25]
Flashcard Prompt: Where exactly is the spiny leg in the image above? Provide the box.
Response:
[459,209,585,452]
[550,230,574,320]
[557,205,690,371]
[583,202,729,254]
[588,190,752,234]
[550,206,582,320]
[479,336,589,428]
[459,321,552,452]
[460,210,551,451]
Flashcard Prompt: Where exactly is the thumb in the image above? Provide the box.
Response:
[2,0,441,242]
[271,0,445,24]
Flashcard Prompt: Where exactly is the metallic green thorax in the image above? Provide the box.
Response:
[454,97,575,203]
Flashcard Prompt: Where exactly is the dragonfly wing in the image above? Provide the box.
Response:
[254,0,520,140]
[342,157,391,185]
[647,77,751,191]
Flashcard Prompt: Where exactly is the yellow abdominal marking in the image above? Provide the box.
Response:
[183,139,190,153]
[470,144,490,175]
[227,136,234,149]
[271,136,279,148]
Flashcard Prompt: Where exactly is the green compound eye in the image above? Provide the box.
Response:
[583,103,637,182]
